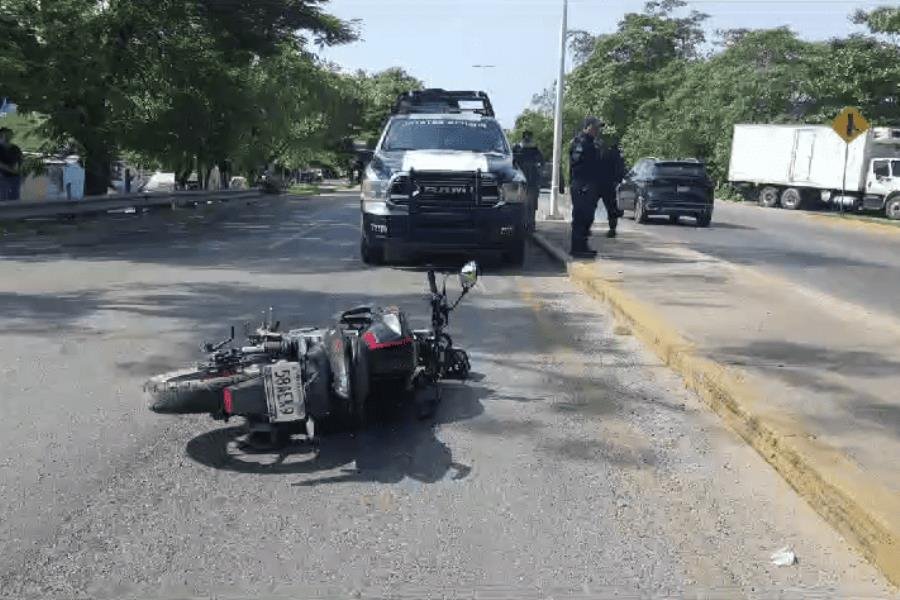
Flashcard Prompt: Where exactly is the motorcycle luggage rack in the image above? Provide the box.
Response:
[391,89,495,117]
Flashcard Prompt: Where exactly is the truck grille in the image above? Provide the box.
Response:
[389,171,500,206]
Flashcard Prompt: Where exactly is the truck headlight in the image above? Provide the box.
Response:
[361,174,387,202]
[501,182,525,204]
[361,170,389,213]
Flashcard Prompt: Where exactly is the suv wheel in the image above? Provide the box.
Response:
[696,211,712,228]
[635,198,649,224]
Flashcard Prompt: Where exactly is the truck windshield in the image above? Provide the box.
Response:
[382,119,509,154]
[653,162,708,178]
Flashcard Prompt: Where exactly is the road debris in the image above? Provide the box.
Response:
[771,547,797,566]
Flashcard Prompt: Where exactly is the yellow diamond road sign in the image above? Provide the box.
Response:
[831,107,870,144]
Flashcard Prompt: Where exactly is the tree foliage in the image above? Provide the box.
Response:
[0,0,405,194]
[516,2,900,184]
[349,68,424,147]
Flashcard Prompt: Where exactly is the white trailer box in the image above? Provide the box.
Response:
[728,124,869,192]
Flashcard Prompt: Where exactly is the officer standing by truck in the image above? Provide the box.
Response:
[569,117,625,257]
[513,130,544,232]
[569,116,603,257]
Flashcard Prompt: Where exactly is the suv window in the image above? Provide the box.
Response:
[652,161,707,178]
[382,118,509,154]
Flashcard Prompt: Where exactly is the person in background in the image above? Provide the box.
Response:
[598,137,626,239]
[0,127,24,201]
[513,130,545,232]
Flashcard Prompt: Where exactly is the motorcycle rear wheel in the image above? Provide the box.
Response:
[146,368,254,415]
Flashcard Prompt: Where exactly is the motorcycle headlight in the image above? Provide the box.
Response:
[501,181,525,204]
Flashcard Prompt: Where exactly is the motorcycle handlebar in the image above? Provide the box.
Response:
[427,270,438,294]
[239,341,287,355]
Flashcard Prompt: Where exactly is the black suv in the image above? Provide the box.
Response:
[616,158,714,227]
[360,89,528,265]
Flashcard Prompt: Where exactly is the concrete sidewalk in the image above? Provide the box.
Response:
[533,218,900,586]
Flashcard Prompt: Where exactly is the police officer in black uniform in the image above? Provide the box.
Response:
[599,137,626,239]
[513,130,544,232]
[569,116,625,257]
[569,116,603,257]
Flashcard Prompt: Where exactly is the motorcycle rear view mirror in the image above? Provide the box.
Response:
[459,261,479,290]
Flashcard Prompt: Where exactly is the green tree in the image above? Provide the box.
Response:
[0,0,353,194]
[566,0,708,140]
[852,6,900,39]
[516,1,899,185]
[350,68,424,147]
[624,28,819,179]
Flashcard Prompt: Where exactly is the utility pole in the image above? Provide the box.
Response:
[548,0,568,220]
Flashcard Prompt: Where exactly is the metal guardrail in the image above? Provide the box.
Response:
[0,189,265,221]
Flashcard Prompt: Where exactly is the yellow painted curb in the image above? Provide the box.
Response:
[531,232,900,588]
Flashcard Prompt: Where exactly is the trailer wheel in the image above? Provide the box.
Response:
[758,186,780,208]
[781,187,804,210]
[886,195,900,221]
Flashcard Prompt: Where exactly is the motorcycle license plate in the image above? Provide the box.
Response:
[263,362,305,422]
[677,185,691,193]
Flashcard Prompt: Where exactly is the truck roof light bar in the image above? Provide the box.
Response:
[391,89,495,117]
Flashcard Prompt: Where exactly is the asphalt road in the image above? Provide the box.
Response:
[0,193,894,598]
[611,201,900,321]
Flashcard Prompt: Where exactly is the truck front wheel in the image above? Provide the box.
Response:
[504,238,526,267]
[758,186,780,208]
[360,236,384,265]
[886,195,900,221]
[781,187,804,210]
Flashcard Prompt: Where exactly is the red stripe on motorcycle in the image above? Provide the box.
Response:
[223,387,233,414]
[363,331,414,350]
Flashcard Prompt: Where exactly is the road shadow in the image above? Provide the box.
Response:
[184,380,489,485]
[714,339,900,442]
[0,195,369,276]
[638,217,757,232]
[716,340,900,378]
[694,244,886,270]
[389,244,565,279]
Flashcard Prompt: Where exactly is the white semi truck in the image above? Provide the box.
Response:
[728,124,900,219]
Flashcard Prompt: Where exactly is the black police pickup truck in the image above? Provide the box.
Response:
[359,89,528,265]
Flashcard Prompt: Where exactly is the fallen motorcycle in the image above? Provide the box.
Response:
[144,261,479,443]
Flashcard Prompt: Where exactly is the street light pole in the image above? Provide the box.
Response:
[549,0,568,220]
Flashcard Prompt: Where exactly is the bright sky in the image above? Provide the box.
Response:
[318,0,884,128]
